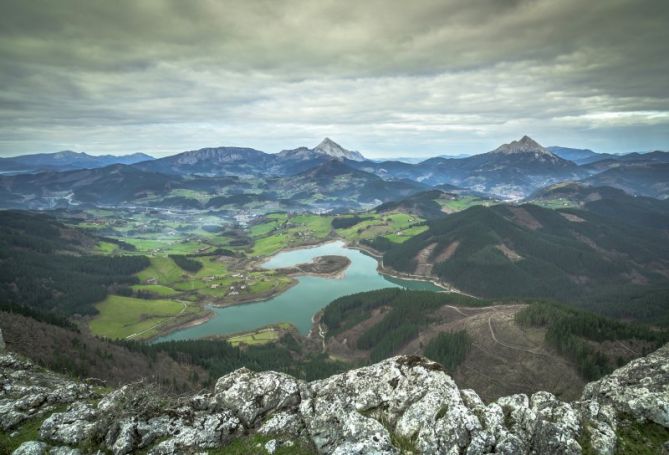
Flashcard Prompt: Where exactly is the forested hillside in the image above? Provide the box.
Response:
[134,337,348,384]
[515,302,668,380]
[0,211,148,316]
[382,204,669,322]
[0,311,207,391]
[322,289,489,363]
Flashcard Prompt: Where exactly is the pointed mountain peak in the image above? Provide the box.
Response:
[312,138,365,161]
[519,135,539,146]
[314,137,346,154]
[317,137,339,148]
[491,136,553,156]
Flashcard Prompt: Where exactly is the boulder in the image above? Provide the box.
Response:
[214,368,304,426]
[11,441,47,455]
[582,343,669,426]
[39,402,98,445]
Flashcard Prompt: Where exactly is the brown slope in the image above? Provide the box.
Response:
[0,311,208,392]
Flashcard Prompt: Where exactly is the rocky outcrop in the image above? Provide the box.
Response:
[1,345,668,454]
[581,343,669,427]
[0,353,96,432]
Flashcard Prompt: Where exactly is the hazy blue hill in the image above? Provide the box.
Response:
[347,136,585,198]
[617,150,669,163]
[0,164,186,208]
[133,146,276,177]
[274,159,427,208]
[0,151,153,174]
[0,138,666,211]
[0,156,427,211]
[134,138,365,178]
[425,136,582,192]
[375,189,452,219]
[344,158,420,181]
[547,146,601,164]
[274,146,334,174]
[582,162,669,199]
[578,151,669,174]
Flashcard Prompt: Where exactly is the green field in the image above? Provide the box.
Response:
[137,256,184,284]
[131,284,180,296]
[250,213,334,256]
[225,323,293,346]
[252,234,292,256]
[336,212,425,242]
[383,225,428,243]
[291,214,333,237]
[248,211,429,254]
[95,240,119,254]
[249,213,289,237]
[134,253,292,304]
[123,237,208,255]
[89,295,201,340]
[438,195,495,212]
[227,329,279,346]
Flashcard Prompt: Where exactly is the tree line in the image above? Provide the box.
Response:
[169,254,203,273]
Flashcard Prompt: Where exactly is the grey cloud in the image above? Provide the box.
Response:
[0,0,667,156]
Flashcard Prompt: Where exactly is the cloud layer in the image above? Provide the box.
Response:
[1,0,668,157]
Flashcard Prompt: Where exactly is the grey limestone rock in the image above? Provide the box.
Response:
[11,441,48,455]
[1,343,669,454]
[214,367,304,426]
[39,402,98,445]
[581,343,669,426]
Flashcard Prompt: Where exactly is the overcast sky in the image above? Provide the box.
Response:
[1,0,668,158]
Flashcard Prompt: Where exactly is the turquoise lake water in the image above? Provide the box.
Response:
[155,241,442,341]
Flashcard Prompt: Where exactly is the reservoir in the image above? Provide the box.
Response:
[156,241,442,341]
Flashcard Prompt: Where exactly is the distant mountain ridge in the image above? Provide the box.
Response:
[583,162,669,199]
[133,146,274,177]
[0,151,153,174]
[348,135,582,198]
[135,138,365,177]
[547,146,600,164]
[0,135,667,209]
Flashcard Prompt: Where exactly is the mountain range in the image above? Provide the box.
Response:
[0,136,666,210]
[133,138,366,178]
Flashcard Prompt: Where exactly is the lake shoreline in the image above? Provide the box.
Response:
[151,239,447,343]
[207,278,299,309]
[343,240,452,292]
